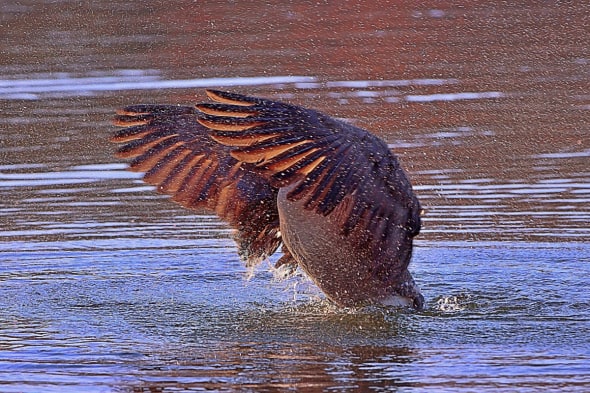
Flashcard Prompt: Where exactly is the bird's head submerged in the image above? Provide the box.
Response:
[380,270,424,310]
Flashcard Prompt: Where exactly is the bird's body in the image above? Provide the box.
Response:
[277,185,418,308]
[112,90,423,309]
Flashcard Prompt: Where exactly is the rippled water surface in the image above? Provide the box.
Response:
[1,2,589,392]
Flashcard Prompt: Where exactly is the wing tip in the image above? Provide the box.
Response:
[112,117,149,128]
[205,89,258,107]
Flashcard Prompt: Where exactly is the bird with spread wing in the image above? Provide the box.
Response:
[111,90,423,309]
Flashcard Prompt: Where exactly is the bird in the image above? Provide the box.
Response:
[111,89,424,309]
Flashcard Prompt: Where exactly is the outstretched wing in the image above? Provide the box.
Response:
[111,104,286,267]
[196,90,421,254]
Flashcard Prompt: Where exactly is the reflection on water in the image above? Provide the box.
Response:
[0,70,317,100]
[1,0,589,391]
[0,163,139,188]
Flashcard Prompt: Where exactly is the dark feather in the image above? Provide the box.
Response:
[194,90,421,253]
[111,104,282,267]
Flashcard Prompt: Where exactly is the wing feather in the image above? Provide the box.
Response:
[112,91,422,271]
[111,105,282,267]
[195,90,422,256]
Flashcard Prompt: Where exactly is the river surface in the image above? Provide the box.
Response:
[1,1,589,392]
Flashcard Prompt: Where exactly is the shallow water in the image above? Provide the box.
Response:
[1,1,589,392]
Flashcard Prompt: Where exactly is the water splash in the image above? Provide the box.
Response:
[433,293,475,313]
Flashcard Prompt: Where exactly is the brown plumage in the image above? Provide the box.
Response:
[111,90,423,309]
